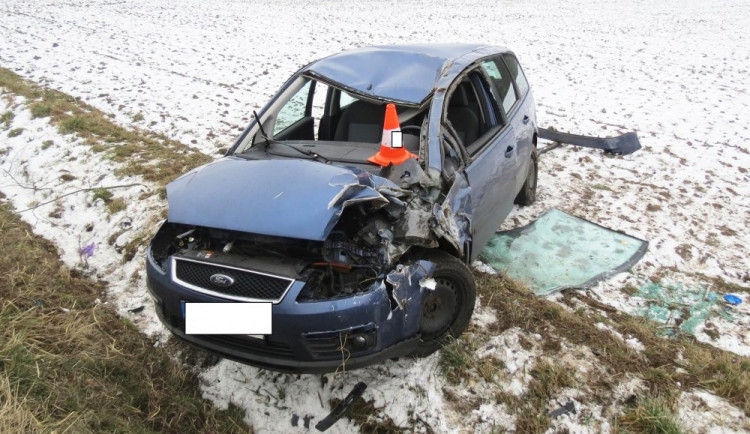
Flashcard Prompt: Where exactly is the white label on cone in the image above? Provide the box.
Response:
[391,131,403,148]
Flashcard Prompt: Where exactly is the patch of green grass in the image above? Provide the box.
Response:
[91,187,113,203]
[29,101,52,118]
[616,395,682,434]
[132,112,144,122]
[528,360,576,400]
[41,139,54,150]
[0,203,249,432]
[59,115,88,134]
[0,110,13,128]
[439,336,502,385]
[592,183,613,191]
[7,128,23,138]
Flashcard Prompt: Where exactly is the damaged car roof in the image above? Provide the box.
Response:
[303,43,507,106]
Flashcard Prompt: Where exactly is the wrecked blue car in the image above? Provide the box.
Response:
[146,44,538,372]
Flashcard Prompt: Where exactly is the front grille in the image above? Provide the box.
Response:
[172,257,293,302]
[201,335,295,359]
[165,313,296,360]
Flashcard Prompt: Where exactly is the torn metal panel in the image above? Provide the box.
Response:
[432,173,472,256]
[386,260,436,332]
[538,128,642,155]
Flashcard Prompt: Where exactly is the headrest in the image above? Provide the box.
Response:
[449,82,470,108]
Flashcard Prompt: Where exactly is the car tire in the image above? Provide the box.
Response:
[515,147,538,206]
[411,250,476,357]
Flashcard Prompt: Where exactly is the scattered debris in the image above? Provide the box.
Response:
[80,242,95,258]
[724,294,742,305]
[315,382,367,432]
[636,280,735,335]
[548,400,577,419]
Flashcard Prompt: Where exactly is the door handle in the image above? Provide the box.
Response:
[523,115,530,124]
[505,146,514,158]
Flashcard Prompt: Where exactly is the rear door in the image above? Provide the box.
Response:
[503,54,535,188]
[446,65,518,260]
[480,56,529,191]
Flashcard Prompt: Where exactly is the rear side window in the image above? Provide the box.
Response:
[480,58,517,114]
[502,54,530,97]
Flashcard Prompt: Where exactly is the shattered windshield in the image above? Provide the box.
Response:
[236,76,427,164]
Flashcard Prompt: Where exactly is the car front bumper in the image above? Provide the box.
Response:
[146,247,424,373]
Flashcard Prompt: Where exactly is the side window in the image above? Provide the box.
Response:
[339,92,357,109]
[480,58,517,114]
[502,54,529,97]
[445,78,484,146]
[274,80,311,135]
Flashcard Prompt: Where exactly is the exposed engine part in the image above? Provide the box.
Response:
[394,208,433,243]
[323,231,380,265]
[355,219,392,246]
[222,240,235,253]
[297,266,379,301]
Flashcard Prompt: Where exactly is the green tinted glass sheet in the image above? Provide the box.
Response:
[479,209,648,295]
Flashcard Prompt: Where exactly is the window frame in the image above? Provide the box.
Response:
[500,53,530,101]
[442,61,514,160]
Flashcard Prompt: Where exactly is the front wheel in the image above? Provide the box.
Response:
[411,251,476,357]
[515,148,538,206]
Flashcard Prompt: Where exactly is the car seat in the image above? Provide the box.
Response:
[334,100,385,143]
[447,83,479,145]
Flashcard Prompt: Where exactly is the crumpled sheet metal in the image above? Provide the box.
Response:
[386,260,436,332]
[432,172,472,257]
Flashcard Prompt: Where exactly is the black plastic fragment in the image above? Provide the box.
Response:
[549,400,577,419]
[315,382,367,432]
[538,128,642,155]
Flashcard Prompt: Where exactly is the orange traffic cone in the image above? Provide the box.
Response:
[367,103,418,166]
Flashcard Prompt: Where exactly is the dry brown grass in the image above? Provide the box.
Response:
[439,272,749,432]
[0,67,211,187]
[0,202,249,432]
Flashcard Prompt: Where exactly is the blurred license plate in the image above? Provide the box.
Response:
[184,302,272,335]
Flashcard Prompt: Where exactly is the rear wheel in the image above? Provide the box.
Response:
[411,251,476,357]
[515,148,538,206]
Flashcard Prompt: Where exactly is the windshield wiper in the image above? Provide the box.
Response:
[273,142,330,164]
[250,110,329,164]
[253,110,272,154]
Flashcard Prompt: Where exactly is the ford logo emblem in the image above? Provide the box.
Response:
[209,274,235,287]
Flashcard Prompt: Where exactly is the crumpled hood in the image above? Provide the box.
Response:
[167,157,401,241]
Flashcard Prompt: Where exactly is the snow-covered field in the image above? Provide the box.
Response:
[1,0,749,432]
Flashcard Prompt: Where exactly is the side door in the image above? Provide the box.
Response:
[500,53,535,188]
[445,66,517,260]
[480,56,528,192]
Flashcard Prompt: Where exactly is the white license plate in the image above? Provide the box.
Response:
[184,303,272,335]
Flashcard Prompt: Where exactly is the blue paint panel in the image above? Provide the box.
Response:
[166,157,393,241]
[305,44,506,105]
